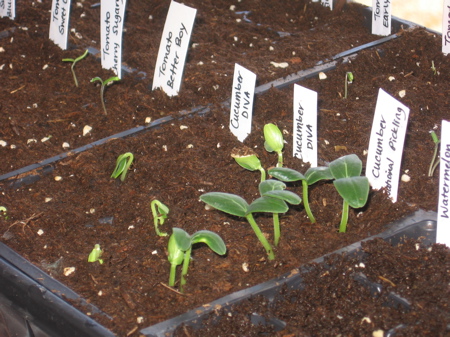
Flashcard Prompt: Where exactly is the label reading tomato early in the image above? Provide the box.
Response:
[442,0,450,54]
[101,0,127,78]
[0,0,15,19]
[437,119,450,247]
[320,0,332,10]
[229,64,256,142]
[293,84,318,167]
[152,1,196,96]
[366,89,410,203]
[372,0,391,36]
[49,0,72,49]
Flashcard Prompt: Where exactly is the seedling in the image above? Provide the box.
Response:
[328,154,370,233]
[62,49,89,87]
[111,152,134,181]
[344,71,354,99]
[264,123,284,167]
[231,146,266,182]
[90,76,120,114]
[259,179,301,246]
[201,192,288,260]
[151,199,169,236]
[0,206,8,220]
[168,228,226,293]
[88,244,104,264]
[428,130,440,177]
[269,166,333,223]
[431,61,438,75]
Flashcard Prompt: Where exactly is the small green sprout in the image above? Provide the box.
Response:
[201,192,289,260]
[428,130,440,177]
[151,199,169,237]
[90,76,120,114]
[264,123,284,167]
[328,154,370,233]
[269,166,333,224]
[259,179,301,246]
[431,61,438,75]
[168,228,226,293]
[231,146,266,182]
[344,72,354,99]
[88,244,104,264]
[111,152,134,181]
[62,49,89,87]
[0,206,8,220]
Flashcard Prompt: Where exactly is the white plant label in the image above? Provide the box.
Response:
[101,0,127,78]
[442,0,450,54]
[0,0,15,19]
[320,0,332,10]
[49,0,72,49]
[366,88,410,203]
[371,0,391,36]
[152,1,196,96]
[293,84,318,167]
[229,64,256,142]
[437,120,450,247]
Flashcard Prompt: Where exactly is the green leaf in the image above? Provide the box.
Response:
[305,166,333,185]
[263,123,284,153]
[168,228,191,266]
[247,196,288,214]
[200,192,249,217]
[259,179,286,195]
[191,230,227,255]
[333,176,369,208]
[329,154,362,179]
[268,167,305,182]
[263,190,301,205]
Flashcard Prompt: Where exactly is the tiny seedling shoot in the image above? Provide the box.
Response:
[111,152,134,181]
[344,71,354,99]
[0,206,7,220]
[258,179,301,246]
[168,228,226,293]
[91,76,120,114]
[88,244,104,264]
[264,123,284,167]
[231,146,266,182]
[62,49,89,87]
[328,154,370,233]
[269,166,333,224]
[428,130,440,177]
[201,192,288,260]
[150,199,169,237]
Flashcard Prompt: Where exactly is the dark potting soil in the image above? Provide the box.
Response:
[2,0,386,174]
[175,238,450,337]
[1,0,449,336]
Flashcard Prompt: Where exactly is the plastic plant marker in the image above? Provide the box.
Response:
[437,119,450,247]
[372,0,391,36]
[49,0,71,49]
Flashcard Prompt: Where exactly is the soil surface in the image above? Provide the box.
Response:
[0,0,449,336]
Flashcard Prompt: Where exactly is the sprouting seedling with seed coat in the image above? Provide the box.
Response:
[201,192,289,260]
[258,179,301,246]
[231,146,266,182]
[269,166,333,224]
[428,130,440,177]
[328,154,370,233]
[151,199,169,237]
[91,76,120,114]
[264,123,284,167]
[111,152,134,181]
[344,71,354,99]
[88,244,104,264]
[168,228,226,293]
[62,49,89,87]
